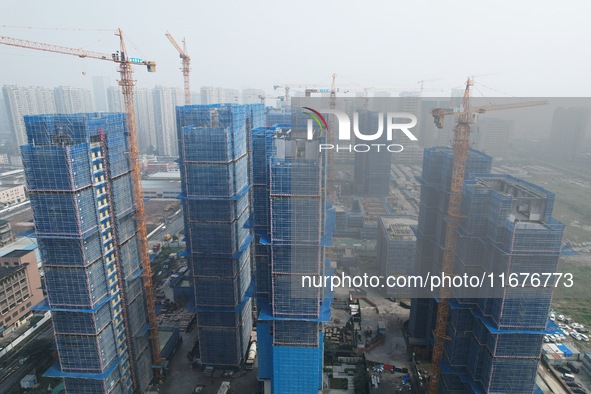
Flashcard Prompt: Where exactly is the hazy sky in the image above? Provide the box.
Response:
[1,1,590,96]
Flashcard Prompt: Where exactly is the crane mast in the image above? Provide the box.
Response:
[115,28,163,383]
[1,29,163,386]
[428,79,472,394]
[165,32,191,105]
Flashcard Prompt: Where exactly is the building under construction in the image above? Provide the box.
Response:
[252,124,334,394]
[409,147,564,393]
[21,113,155,393]
[176,104,265,367]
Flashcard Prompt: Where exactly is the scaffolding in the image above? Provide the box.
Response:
[22,113,153,393]
[251,122,333,394]
[410,147,564,393]
[176,104,264,367]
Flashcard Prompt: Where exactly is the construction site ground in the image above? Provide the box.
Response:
[144,199,181,234]
[329,293,412,393]
[155,321,260,394]
[1,205,33,235]
[365,296,412,393]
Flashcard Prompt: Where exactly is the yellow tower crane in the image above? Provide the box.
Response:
[0,29,163,386]
[427,78,546,393]
[165,32,191,105]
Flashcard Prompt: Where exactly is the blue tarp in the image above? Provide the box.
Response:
[557,344,573,357]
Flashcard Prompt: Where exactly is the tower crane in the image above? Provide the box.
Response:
[0,30,163,385]
[417,78,442,95]
[273,82,335,107]
[427,78,546,394]
[165,32,191,105]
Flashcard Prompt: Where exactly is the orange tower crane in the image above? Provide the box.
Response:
[165,32,191,105]
[427,78,546,393]
[0,29,163,384]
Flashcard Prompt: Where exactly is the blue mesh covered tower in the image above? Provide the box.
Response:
[21,113,154,393]
[252,125,334,394]
[176,104,265,367]
[409,147,564,393]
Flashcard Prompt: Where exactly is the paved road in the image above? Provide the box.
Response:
[149,212,184,245]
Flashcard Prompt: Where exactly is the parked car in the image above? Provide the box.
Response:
[572,388,587,394]
[556,365,571,374]
[567,361,580,373]
[562,373,575,381]
[568,383,583,389]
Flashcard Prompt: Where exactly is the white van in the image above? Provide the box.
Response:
[562,373,575,381]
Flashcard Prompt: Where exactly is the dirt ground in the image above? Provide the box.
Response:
[155,322,260,394]
[144,199,180,234]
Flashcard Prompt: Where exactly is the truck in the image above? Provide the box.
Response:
[245,341,257,370]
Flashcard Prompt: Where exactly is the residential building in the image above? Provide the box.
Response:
[471,117,515,159]
[0,249,43,336]
[153,86,182,156]
[252,123,333,394]
[223,89,240,104]
[21,113,155,393]
[353,111,392,196]
[376,216,417,297]
[0,220,13,246]
[54,86,93,114]
[0,184,26,205]
[548,107,590,160]
[409,146,564,393]
[106,86,157,154]
[242,88,266,105]
[135,88,157,154]
[106,86,124,113]
[200,86,223,105]
[2,85,56,148]
[92,76,109,112]
[176,104,265,367]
